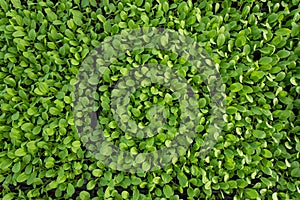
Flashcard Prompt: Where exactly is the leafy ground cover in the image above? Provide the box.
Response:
[0,0,300,199]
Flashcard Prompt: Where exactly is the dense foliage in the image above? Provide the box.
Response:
[0,0,300,199]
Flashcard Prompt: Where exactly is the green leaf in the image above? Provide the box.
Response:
[226,106,238,115]
[108,121,117,129]
[162,173,172,184]
[11,111,20,120]
[275,28,291,36]
[49,107,61,115]
[135,154,146,164]
[92,169,102,177]
[264,92,275,99]
[217,34,226,47]
[12,161,21,173]
[45,8,58,22]
[45,157,55,168]
[97,14,106,23]
[131,176,141,185]
[4,77,16,87]
[16,172,29,183]
[229,83,243,93]
[275,72,286,81]
[164,93,173,104]
[177,173,188,187]
[88,75,99,85]
[291,168,300,177]
[11,0,22,9]
[253,130,266,139]
[163,185,174,198]
[71,10,83,26]
[3,193,15,200]
[81,0,89,7]
[186,16,196,25]
[243,44,251,55]
[13,30,26,38]
[261,149,272,158]
[79,191,90,200]
[177,68,186,77]
[104,21,111,33]
[126,79,135,87]
[120,191,129,199]
[245,189,259,199]
[26,141,37,152]
[15,148,27,156]
[142,162,151,171]
[67,183,75,196]
[198,98,206,108]
[163,1,169,12]
[72,141,81,148]
[28,29,36,40]
[259,57,272,65]
[277,50,290,58]
[261,177,273,187]
[81,48,89,58]
[290,77,298,86]
[0,0,9,12]
[0,158,13,171]
[267,13,278,23]
[120,11,127,20]
[235,36,246,47]
[178,2,189,15]
[101,145,112,156]
[87,180,96,190]
[150,86,159,95]
[251,71,265,82]
[160,35,168,46]
[38,82,49,94]
[291,22,300,37]
[141,13,149,24]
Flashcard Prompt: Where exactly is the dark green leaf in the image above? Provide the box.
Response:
[244,189,259,199]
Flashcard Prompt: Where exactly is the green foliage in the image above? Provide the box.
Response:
[0,0,299,199]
